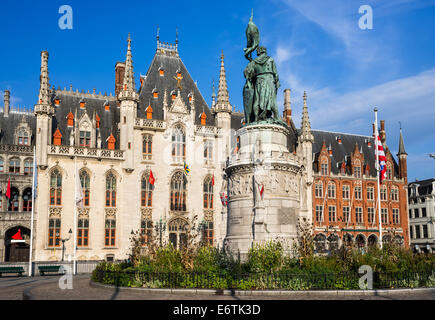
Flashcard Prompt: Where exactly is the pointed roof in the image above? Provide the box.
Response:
[398,128,407,156]
[38,51,50,106]
[123,33,135,92]
[214,51,231,112]
[300,91,314,142]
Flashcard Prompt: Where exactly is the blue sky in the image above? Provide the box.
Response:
[1,0,434,181]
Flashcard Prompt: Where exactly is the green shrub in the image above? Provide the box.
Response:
[247,241,284,273]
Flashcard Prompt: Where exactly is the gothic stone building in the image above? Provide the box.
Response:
[0,34,409,262]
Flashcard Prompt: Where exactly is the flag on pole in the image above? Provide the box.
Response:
[183,162,190,175]
[376,136,387,183]
[220,192,228,207]
[212,174,215,186]
[258,183,264,199]
[149,170,155,185]
[75,168,84,208]
[5,177,11,199]
[33,153,38,200]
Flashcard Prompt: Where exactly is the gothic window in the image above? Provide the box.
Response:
[22,188,32,212]
[141,219,153,246]
[50,169,62,206]
[9,158,20,174]
[315,205,323,223]
[48,218,61,247]
[380,186,387,201]
[343,206,350,223]
[328,206,336,222]
[0,158,3,172]
[79,131,91,147]
[391,186,399,201]
[392,208,400,225]
[314,234,327,253]
[105,219,116,246]
[143,134,152,160]
[381,208,388,224]
[368,207,375,224]
[203,176,214,209]
[170,171,187,212]
[8,187,19,211]
[141,173,153,207]
[320,158,328,175]
[168,218,188,250]
[354,160,361,178]
[17,129,29,146]
[354,186,362,200]
[356,207,363,225]
[315,182,323,198]
[204,140,213,163]
[204,221,214,246]
[342,185,350,199]
[80,171,90,206]
[367,186,374,201]
[171,125,185,162]
[24,159,33,175]
[105,173,116,207]
[77,218,89,247]
[327,183,336,199]
[386,162,392,180]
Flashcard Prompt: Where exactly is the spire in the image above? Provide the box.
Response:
[212,79,216,107]
[300,91,314,142]
[38,51,50,105]
[398,127,407,156]
[119,34,139,101]
[214,51,232,113]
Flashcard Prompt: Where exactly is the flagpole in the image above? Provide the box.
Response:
[73,156,77,275]
[28,146,36,276]
[374,108,383,248]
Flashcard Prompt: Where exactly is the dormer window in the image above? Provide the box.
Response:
[171,90,176,101]
[188,93,193,102]
[79,99,86,109]
[96,113,100,128]
[67,112,74,127]
[320,157,328,175]
[146,105,153,119]
[17,129,29,146]
[79,131,91,148]
[159,68,164,76]
[152,89,158,99]
[54,97,60,106]
[200,112,207,126]
[353,160,361,178]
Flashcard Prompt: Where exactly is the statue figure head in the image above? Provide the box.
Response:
[256,46,267,55]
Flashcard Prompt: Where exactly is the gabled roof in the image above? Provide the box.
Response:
[408,178,435,197]
[0,112,36,146]
[138,51,214,126]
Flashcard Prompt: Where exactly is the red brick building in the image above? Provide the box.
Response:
[310,121,409,252]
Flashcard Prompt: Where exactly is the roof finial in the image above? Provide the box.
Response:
[214,51,232,113]
[175,27,178,46]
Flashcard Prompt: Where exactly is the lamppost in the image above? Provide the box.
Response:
[59,229,72,262]
[155,219,166,247]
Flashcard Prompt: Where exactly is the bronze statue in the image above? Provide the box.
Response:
[243,12,282,125]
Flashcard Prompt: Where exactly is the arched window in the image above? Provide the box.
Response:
[143,134,152,160]
[368,234,378,247]
[386,162,392,180]
[203,176,213,209]
[327,234,339,252]
[22,188,32,212]
[342,185,350,199]
[171,125,185,162]
[355,234,366,249]
[9,158,20,174]
[141,173,153,207]
[50,169,62,205]
[0,158,4,173]
[17,129,29,146]
[105,173,116,207]
[8,187,19,211]
[80,171,90,206]
[168,218,188,250]
[170,171,187,212]
[314,234,327,253]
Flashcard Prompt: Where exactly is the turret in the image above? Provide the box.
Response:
[397,127,408,182]
[3,90,10,117]
[118,33,139,172]
[34,51,54,169]
[283,88,291,125]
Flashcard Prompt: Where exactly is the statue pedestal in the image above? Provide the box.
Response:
[224,124,302,260]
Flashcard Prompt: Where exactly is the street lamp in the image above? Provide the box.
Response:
[155,219,166,247]
[59,228,73,262]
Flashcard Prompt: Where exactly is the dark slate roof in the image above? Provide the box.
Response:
[408,178,434,197]
[138,51,214,126]
[231,112,244,130]
[51,91,120,149]
[311,130,382,177]
[0,112,36,146]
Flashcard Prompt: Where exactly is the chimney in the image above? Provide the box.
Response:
[3,90,10,117]
[283,88,291,125]
[115,62,126,99]
[380,120,386,144]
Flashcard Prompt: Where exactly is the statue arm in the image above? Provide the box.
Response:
[272,59,280,90]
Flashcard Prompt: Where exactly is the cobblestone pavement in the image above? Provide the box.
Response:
[0,275,434,300]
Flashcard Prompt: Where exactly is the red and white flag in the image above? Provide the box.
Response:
[376,136,387,183]
[258,183,264,199]
[220,192,228,207]
[149,170,155,185]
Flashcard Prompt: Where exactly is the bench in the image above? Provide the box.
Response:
[38,265,65,276]
[0,266,24,277]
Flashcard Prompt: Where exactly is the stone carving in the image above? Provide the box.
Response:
[49,206,62,217]
[204,210,213,222]
[141,207,152,220]
[77,207,89,218]
[105,208,117,217]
